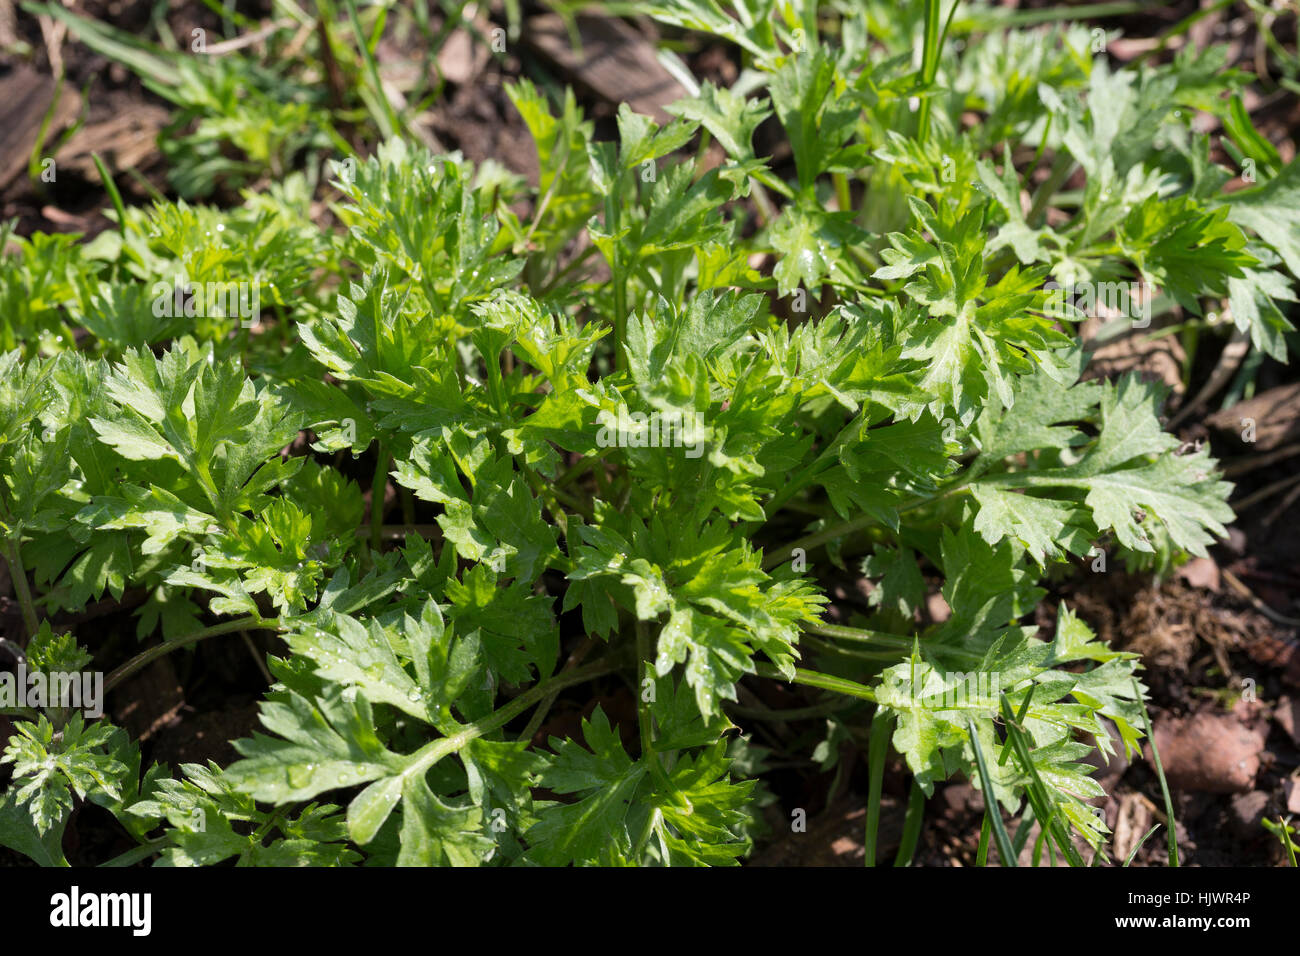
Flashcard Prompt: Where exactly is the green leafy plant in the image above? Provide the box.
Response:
[4,0,1296,867]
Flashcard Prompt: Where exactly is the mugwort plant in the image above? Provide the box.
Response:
[3,0,1294,867]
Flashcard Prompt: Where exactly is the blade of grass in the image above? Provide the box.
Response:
[26,74,66,184]
[1273,816,1298,866]
[1123,824,1162,867]
[864,708,892,866]
[972,1,1143,28]
[966,717,1016,866]
[998,693,1085,866]
[26,3,181,87]
[340,0,399,140]
[1033,825,1050,867]
[91,153,128,238]
[1132,676,1179,867]
[892,778,926,867]
[1012,803,1037,858]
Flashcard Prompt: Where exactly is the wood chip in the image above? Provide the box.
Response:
[1206,383,1300,452]
[438,20,491,87]
[55,102,171,179]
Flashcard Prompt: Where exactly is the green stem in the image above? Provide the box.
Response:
[1,536,40,638]
[804,620,913,647]
[916,1,941,142]
[763,513,872,571]
[802,634,905,662]
[1027,152,1076,227]
[764,483,969,570]
[805,621,985,666]
[399,654,628,781]
[369,441,389,554]
[554,454,601,490]
[832,171,852,218]
[605,191,628,373]
[104,616,273,694]
[636,621,673,790]
[754,663,877,702]
[98,837,168,868]
[915,0,956,143]
[519,460,584,534]
[762,434,844,519]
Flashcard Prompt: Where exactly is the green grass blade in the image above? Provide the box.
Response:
[966,717,1016,866]
[25,2,181,87]
[1123,824,1162,867]
[341,0,399,141]
[976,810,991,866]
[91,153,128,238]
[970,2,1143,28]
[892,778,926,867]
[864,708,892,867]
[1011,802,1037,857]
[998,693,1084,867]
[1132,676,1179,867]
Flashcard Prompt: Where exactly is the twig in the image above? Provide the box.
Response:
[201,18,294,55]
[1223,442,1300,478]
[1167,326,1249,431]
[1222,568,1300,627]
[1234,470,1300,514]
[1262,479,1300,528]
[241,630,274,684]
